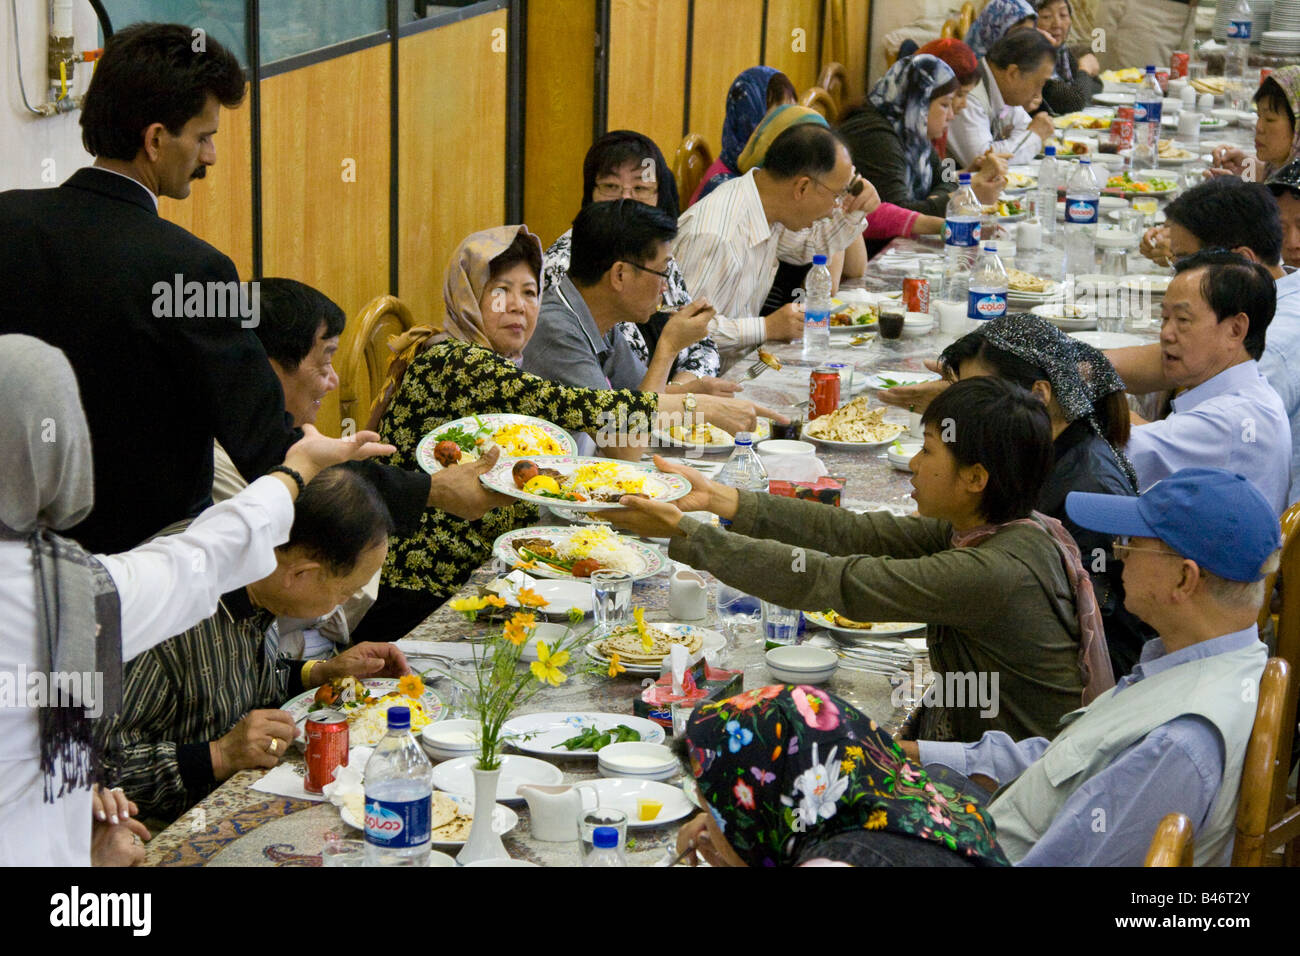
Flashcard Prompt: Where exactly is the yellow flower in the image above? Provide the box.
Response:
[607,653,626,677]
[449,595,490,613]
[517,587,549,609]
[841,758,856,774]
[484,594,507,609]
[634,606,651,652]
[845,745,864,762]
[503,612,535,646]
[530,641,571,686]
[865,809,888,830]
[397,674,425,699]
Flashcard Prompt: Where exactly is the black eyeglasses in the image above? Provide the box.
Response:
[621,259,673,281]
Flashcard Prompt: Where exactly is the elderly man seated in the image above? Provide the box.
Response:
[909,468,1277,866]
[94,466,411,823]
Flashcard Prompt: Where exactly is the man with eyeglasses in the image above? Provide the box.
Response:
[902,467,1277,866]
[673,122,880,369]
[523,199,780,456]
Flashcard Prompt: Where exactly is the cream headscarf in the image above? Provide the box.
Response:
[441,224,544,360]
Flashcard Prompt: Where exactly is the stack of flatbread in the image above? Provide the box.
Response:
[597,623,702,665]
[342,789,472,841]
[1006,268,1051,293]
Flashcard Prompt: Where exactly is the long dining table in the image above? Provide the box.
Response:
[142,103,1255,866]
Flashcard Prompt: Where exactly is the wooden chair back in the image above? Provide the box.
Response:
[1232,658,1300,866]
[800,85,839,123]
[1263,500,1300,651]
[674,133,713,209]
[960,2,978,39]
[818,62,848,113]
[823,0,847,83]
[1145,813,1195,866]
[336,295,417,431]
[940,18,961,39]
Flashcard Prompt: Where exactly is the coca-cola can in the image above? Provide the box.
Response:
[903,277,930,314]
[305,710,349,794]
[1170,51,1189,78]
[809,367,840,420]
[1110,106,1135,150]
[1155,69,1170,94]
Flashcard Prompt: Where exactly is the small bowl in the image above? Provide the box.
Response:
[421,718,481,760]
[1211,107,1237,125]
[755,439,816,458]
[886,440,921,471]
[765,644,838,684]
[428,850,457,867]
[597,741,679,780]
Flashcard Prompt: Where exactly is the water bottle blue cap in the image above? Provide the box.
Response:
[984,243,998,252]
[735,433,752,445]
[812,254,828,265]
[1146,65,1156,72]
[386,705,411,730]
[593,827,619,849]
[959,172,972,184]
[1079,158,1090,164]
[1044,145,1056,156]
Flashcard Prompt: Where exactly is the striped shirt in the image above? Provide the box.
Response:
[672,170,867,367]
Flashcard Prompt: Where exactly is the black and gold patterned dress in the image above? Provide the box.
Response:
[377,338,660,600]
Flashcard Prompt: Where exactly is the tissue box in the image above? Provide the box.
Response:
[768,476,846,507]
[633,661,744,731]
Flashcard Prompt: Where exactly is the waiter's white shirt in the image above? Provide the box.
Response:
[0,476,294,866]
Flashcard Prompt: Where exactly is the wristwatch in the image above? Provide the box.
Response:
[684,393,697,413]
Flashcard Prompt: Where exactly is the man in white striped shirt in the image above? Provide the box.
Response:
[673,124,880,369]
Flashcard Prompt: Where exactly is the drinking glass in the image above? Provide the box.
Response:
[1131,196,1159,225]
[716,584,761,651]
[449,659,481,719]
[878,309,904,340]
[671,699,696,737]
[761,601,801,648]
[591,569,633,635]
[1115,208,1144,240]
[1102,246,1129,276]
[578,807,629,862]
[321,836,366,867]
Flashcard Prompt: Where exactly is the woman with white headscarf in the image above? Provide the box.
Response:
[0,335,393,865]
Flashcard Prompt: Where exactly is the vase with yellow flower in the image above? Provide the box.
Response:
[444,587,587,863]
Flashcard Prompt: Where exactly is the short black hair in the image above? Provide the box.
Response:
[281,466,394,576]
[986,28,1056,72]
[581,130,681,219]
[567,199,678,286]
[1172,249,1276,361]
[763,123,843,181]
[920,377,1053,524]
[1254,76,1297,133]
[488,230,543,284]
[931,75,962,101]
[254,278,345,370]
[81,22,245,161]
[766,72,797,109]
[1164,178,1283,265]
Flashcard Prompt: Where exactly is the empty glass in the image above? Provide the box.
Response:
[1115,207,1144,240]
[449,659,481,719]
[716,584,761,652]
[1102,246,1129,276]
[591,569,633,635]
[321,836,366,867]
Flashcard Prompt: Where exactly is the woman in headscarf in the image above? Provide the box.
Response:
[1034,0,1102,114]
[0,335,393,865]
[917,38,981,159]
[541,130,727,392]
[358,226,765,641]
[612,376,1116,743]
[691,66,797,205]
[965,0,1037,59]
[838,54,1005,240]
[1212,67,1300,183]
[675,685,1008,867]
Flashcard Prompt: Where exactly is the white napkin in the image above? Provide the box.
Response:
[760,455,829,482]
[250,764,326,802]
[669,644,689,696]
[319,746,374,808]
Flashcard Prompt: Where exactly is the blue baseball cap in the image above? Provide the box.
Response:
[1065,468,1281,582]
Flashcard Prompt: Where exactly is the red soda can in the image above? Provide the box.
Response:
[809,367,840,420]
[1154,69,1170,94]
[1110,106,1134,150]
[304,710,349,794]
[1170,52,1189,78]
[903,277,930,314]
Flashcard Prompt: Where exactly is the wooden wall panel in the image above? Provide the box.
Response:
[607,0,689,165]
[158,86,253,278]
[764,0,823,94]
[843,0,872,102]
[261,45,391,437]
[399,12,508,337]
[687,0,763,160]
[524,0,595,247]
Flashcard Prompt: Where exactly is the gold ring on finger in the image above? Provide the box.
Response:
[269,738,279,754]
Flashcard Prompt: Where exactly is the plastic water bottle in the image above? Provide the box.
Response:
[1037,145,1059,239]
[363,706,434,866]
[943,172,982,302]
[583,827,627,866]
[1227,0,1253,87]
[1132,66,1164,170]
[801,253,833,360]
[715,434,768,528]
[967,243,1009,323]
[1064,158,1101,273]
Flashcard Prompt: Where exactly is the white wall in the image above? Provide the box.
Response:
[868,0,959,86]
[1,1,99,192]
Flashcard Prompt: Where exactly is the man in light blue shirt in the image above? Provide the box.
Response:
[907,468,1279,865]
[1120,250,1290,513]
[1263,163,1300,502]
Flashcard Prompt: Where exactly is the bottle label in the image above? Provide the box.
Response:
[1133,100,1163,124]
[967,290,1007,320]
[1228,20,1251,40]
[1065,198,1099,224]
[364,794,431,848]
[804,308,830,330]
[944,218,980,248]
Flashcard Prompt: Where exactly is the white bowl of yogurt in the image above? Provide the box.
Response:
[597,741,679,781]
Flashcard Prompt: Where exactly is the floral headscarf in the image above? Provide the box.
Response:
[964,0,1036,58]
[868,54,957,199]
[684,685,1008,867]
[736,105,829,174]
[1259,66,1300,175]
